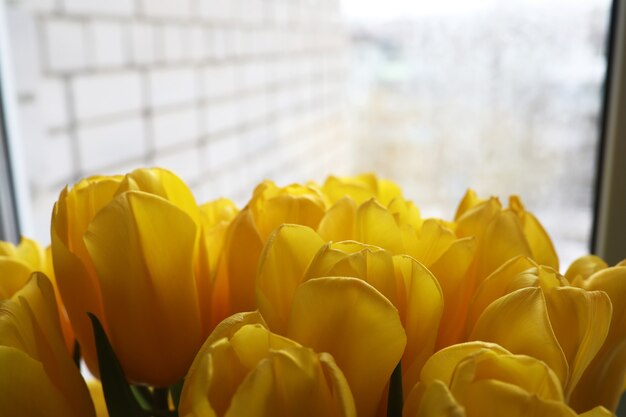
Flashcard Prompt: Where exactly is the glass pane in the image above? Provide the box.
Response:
[343,0,612,268]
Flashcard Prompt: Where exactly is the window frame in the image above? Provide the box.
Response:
[592,0,626,266]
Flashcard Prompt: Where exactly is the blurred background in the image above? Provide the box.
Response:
[2,0,613,269]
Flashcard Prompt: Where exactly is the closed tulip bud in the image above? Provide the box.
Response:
[51,168,207,386]
[179,312,356,417]
[404,342,612,417]
[0,273,96,417]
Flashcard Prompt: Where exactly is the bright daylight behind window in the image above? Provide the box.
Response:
[342,0,612,268]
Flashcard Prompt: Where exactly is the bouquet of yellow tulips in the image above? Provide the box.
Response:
[1,167,624,417]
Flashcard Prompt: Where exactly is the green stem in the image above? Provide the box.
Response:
[153,388,170,412]
[72,340,81,368]
[387,361,403,417]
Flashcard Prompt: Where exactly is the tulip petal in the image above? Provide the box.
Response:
[569,266,626,412]
[450,351,564,403]
[394,255,444,391]
[85,191,202,386]
[52,180,120,373]
[469,287,569,386]
[461,380,576,417]
[306,242,399,308]
[466,256,537,333]
[0,346,75,417]
[212,208,264,327]
[0,274,96,417]
[225,347,356,417]
[0,258,32,298]
[408,219,457,267]
[429,237,477,349]
[318,197,357,242]
[287,277,406,417]
[565,255,608,287]
[356,199,404,253]
[454,189,485,221]
[544,287,612,398]
[509,196,559,270]
[420,342,510,387]
[119,168,200,224]
[403,380,465,417]
[256,225,325,333]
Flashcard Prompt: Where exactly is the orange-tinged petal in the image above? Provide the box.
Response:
[212,208,263,327]
[51,177,121,373]
[469,287,569,386]
[287,277,406,417]
[256,225,325,333]
[570,266,626,412]
[84,191,202,386]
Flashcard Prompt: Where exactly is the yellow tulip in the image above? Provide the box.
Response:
[0,237,74,352]
[210,180,327,326]
[179,312,356,417]
[51,168,206,386]
[466,264,614,403]
[257,225,410,413]
[429,190,560,348]
[568,263,626,412]
[322,173,404,205]
[404,342,612,417]
[0,273,95,417]
[51,173,124,373]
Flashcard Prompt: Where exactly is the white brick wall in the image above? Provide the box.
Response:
[44,19,87,71]
[78,117,147,170]
[73,71,143,121]
[6,0,350,243]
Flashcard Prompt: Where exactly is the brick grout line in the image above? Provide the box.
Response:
[61,75,81,180]
[140,68,155,166]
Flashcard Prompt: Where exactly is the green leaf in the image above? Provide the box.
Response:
[169,379,184,410]
[88,313,146,417]
[387,361,403,417]
[130,385,153,411]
